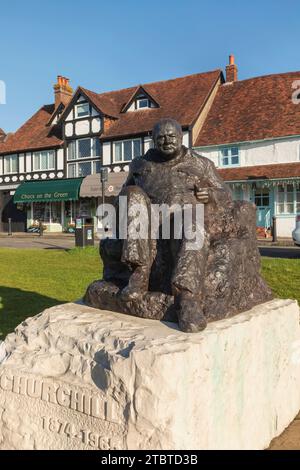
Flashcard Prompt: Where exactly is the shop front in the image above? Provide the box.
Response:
[79,172,127,234]
[13,178,83,233]
[228,178,300,237]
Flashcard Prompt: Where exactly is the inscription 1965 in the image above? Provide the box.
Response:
[41,417,123,450]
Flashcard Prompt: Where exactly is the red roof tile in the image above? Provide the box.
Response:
[196,71,300,146]
[217,162,300,181]
[0,105,63,154]
[82,70,222,138]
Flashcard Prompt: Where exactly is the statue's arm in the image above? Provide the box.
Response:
[195,157,232,205]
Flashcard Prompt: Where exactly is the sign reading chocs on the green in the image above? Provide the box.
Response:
[14,178,83,203]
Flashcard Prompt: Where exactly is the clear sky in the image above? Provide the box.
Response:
[1,0,300,132]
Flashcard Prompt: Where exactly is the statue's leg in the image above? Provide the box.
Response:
[119,186,156,301]
[171,232,210,333]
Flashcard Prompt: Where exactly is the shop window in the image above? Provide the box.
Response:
[296,183,300,213]
[32,202,62,224]
[277,184,294,214]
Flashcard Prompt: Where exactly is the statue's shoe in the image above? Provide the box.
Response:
[120,285,146,302]
[177,298,207,333]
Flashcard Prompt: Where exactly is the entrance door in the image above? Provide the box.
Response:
[255,188,271,228]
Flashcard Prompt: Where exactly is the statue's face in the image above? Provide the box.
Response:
[153,122,183,160]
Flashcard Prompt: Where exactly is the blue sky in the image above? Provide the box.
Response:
[1,0,300,132]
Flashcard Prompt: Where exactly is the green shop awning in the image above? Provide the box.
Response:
[14,178,83,203]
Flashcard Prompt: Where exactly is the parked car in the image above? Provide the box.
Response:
[292,215,300,246]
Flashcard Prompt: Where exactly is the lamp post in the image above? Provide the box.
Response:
[100,167,108,207]
[100,167,108,234]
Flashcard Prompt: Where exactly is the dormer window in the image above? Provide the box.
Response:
[122,86,159,113]
[137,98,150,109]
[75,102,90,118]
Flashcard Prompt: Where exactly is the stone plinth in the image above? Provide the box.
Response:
[0,299,300,450]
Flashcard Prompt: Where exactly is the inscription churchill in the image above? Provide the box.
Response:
[0,371,118,422]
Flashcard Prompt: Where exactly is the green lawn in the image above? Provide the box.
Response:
[0,247,102,339]
[0,247,299,340]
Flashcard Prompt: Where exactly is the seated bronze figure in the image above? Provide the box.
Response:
[84,118,272,332]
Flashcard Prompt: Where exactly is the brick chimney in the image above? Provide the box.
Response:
[226,54,238,82]
[53,75,73,107]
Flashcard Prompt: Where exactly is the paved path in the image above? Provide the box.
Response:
[269,411,300,449]
[259,246,300,259]
[0,235,75,250]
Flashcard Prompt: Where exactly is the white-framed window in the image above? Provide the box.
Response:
[4,154,18,174]
[75,102,90,118]
[113,138,141,163]
[67,138,100,160]
[67,160,101,178]
[136,98,150,109]
[33,150,55,171]
[277,184,296,214]
[297,183,300,213]
[220,147,240,167]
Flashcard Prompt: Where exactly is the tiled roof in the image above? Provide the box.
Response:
[82,70,222,138]
[217,162,300,181]
[196,71,300,147]
[0,105,63,154]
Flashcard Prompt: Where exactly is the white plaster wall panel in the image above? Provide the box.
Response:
[276,216,296,238]
[127,103,135,112]
[19,154,25,173]
[196,136,300,169]
[26,153,32,172]
[194,147,219,166]
[57,149,64,170]
[182,131,189,147]
[75,120,90,136]
[65,123,73,137]
[144,137,153,153]
[65,110,74,121]
[91,118,101,133]
[102,142,111,165]
[0,156,3,175]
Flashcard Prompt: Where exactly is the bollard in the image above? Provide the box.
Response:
[8,218,12,236]
[272,216,277,243]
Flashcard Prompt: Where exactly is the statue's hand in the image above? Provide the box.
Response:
[194,186,209,203]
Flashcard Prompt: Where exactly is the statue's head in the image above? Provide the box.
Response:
[152,118,183,161]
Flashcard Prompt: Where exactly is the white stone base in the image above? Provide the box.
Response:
[0,298,300,450]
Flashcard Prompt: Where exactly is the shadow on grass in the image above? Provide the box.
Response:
[0,286,67,340]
